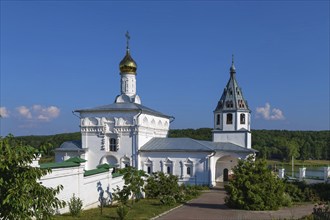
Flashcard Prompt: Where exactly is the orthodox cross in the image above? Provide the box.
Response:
[125,31,130,50]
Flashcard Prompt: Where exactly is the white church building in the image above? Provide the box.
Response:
[54,34,256,186]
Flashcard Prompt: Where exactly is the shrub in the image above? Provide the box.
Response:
[180,184,201,201]
[116,205,129,220]
[225,156,286,210]
[145,172,180,200]
[68,194,83,217]
[313,202,330,220]
[160,195,176,206]
[284,183,304,202]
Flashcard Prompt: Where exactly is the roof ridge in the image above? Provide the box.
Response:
[191,139,214,151]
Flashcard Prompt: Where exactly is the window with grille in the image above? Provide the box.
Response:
[110,138,117,152]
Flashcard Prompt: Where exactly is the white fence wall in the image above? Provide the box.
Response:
[40,163,125,214]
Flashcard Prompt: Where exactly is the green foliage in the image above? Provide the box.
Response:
[179,184,202,201]
[225,156,286,210]
[169,128,212,141]
[117,167,147,203]
[313,202,330,220]
[159,195,176,206]
[11,129,330,162]
[145,172,181,204]
[252,130,330,161]
[309,183,330,201]
[0,135,66,220]
[14,132,81,158]
[68,194,83,217]
[113,185,131,206]
[284,183,305,202]
[116,205,129,220]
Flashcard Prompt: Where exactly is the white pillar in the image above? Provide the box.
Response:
[299,167,306,181]
[278,168,285,179]
[324,167,330,182]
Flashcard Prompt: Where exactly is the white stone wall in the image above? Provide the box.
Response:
[213,132,250,148]
[140,151,211,185]
[76,111,170,170]
[40,164,125,214]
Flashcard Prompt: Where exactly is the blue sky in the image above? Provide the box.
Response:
[1,1,329,136]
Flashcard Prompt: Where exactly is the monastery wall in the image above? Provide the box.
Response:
[39,163,125,214]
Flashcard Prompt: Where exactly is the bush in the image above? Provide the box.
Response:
[313,202,330,220]
[160,195,176,206]
[284,183,304,202]
[68,194,83,217]
[116,205,129,220]
[145,172,180,200]
[225,156,286,210]
[180,184,201,201]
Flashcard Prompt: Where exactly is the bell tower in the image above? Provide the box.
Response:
[212,56,251,148]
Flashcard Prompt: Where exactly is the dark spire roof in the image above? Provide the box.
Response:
[215,57,250,112]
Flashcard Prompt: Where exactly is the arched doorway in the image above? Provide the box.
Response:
[223,168,229,181]
[100,155,118,167]
[215,155,238,182]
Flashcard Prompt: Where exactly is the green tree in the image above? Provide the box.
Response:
[0,135,66,219]
[117,166,147,203]
[225,156,286,210]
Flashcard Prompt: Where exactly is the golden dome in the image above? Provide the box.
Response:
[119,49,137,74]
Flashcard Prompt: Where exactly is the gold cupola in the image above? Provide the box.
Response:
[119,31,137,74]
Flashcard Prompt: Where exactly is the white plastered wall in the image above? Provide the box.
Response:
[139,151,211,185]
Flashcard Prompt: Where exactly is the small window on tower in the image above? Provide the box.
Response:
[216,114,220,125]
[226,113,233,124]
[147,166,151,174]
[240,114,245,124]
[110,138,117,152]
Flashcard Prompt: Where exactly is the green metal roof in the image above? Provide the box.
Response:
[84,168,109,177]
[84,163,119,177]
[65,157,87,163]
[40,156,86,169]
[97,163,118,169]
[40,161,80,169]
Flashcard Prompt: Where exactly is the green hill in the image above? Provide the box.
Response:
[12,129,330,161]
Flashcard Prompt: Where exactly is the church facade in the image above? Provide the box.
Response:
[55,34,256,186]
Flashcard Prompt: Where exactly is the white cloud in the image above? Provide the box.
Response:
[0,107,10,118]
[256,103,285,120]
[16,106,32,119]
[16,105,60,121]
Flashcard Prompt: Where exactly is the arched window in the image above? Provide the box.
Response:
[216,114,220,125]
[226,113,233,124]
[110,138,117,151]
[147,166,151,174]
[240,114,245,124]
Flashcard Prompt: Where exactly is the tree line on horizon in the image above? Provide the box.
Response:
[11,128,330,161]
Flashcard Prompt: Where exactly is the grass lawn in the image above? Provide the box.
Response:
[54,198,180,220]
